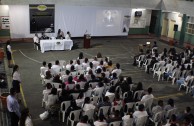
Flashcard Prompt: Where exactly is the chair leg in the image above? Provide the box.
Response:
[62,112,65,122]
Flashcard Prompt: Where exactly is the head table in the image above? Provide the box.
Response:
[40,39,73,53]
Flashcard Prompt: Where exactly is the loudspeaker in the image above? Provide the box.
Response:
[174,24,178,31]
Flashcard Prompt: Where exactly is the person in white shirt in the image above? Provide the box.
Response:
[122,108,134,126]
[66,60,74,71]
[76,115,91,126]
[82,97,95,113]
[86,62,95,73]
[19,108,33,126]
[33,33,40,50]
[92,57,99,68]
[141,87,154,102]
[42,83,52,107]
[82,58,89,70]
[51,60,62,74]
[6,41,13,67]
[75,60,83,71]
[111,63,122,77]
[65,31,71,40]
[40,61,47,78]
[94,115,107,126]
[46,88,58,109]
[133,104,148,119]
[12,65,21,95]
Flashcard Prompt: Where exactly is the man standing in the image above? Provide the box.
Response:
[7,88,21,126]
[33,33,40,50]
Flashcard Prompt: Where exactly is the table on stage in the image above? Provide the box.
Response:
[40,39,73,53]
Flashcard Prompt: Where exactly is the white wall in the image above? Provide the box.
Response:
[163,12,182,31]
[9,5,131,38]
[129,9,152,28]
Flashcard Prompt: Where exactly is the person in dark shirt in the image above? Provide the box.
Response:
[65,99,81,119]
[146,57,158,74]
[98,96,111,108]
[107,110,122,124]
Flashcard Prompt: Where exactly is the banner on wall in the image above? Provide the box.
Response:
[122,15,130,32]
[29,4,55,33]
[1,16,10,29]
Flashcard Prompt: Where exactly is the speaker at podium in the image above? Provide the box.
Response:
[84,34,91,49]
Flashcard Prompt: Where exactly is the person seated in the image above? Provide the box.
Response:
[65,76,75,85]
[82,97,96,114]
[164,99,176,112]
[59,88,72,103]
[85,69,93,81]
[96,52,103,58]
[45,63,55,76]
[40,32,49,40]
[42,83,52,106]
[133,104,148,119]
[76,115,90,126]
[46,88,58,109]
[93,82,104,97]
[111,63,122,77]
[102,67,110,78]
[87,62,95,73]
[40,61,47,77]
[57,29,64,39]
[76,92,85,107]
[106,60,114,72]
[85,74,100,85]
[51,60,62,74]
[123,91,134,105]
[53,75,62,84]
[152,41,158,49]
[74,74,87,83]
[113,93,122,106]
[96,60,104,70]
[20,108,33,126]
[70,65,76,72]
[75,60,83,71]
[65,31,71,40]
[44,71,53,80]
[95,68,102,78]
[98,96,111,108]
[103,57,109,67]
[141,87,154,102]
[78,52,84,60]
[65,99,81,119]
[133,49,144,66]
[146,57,158,74]
[33,33,40,50]
[60,70,71,83]
[151,100,164,116]
[94,114,107,126]
[92,57,100,68]
[122,108,134,126]
[107,110,122,123]
[66,60,74,71]
[120,77,131,94]
[82,58,89,70]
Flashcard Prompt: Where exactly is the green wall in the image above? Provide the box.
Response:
[0,29,10,37]
[128,26,149,35]
[184,33,194,45]
[174,31,181,41]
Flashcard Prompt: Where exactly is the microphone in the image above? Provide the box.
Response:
[84,30,87,34]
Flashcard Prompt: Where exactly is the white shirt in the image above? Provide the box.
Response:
[42,89,51,102]
[7,95,21,117]
[7,45,12,53]
[13,71,21,82]
[82,62,89,70]
[82,103,95,112]
[141,94,154,102]
[94,120,107,126]
[40,66,47,76]
[75,64,83,71]
[25,116,33,126]
[65,34,70,39]
[51,65,62,74]
[92,61,99,68]
[33,36,39,43]
[105,91,115,96]
[122,115,133,126]
[66,64,72,71]
[112,69,122,77]
[76,122,90,126]
[133,110,148,119]
[46,94,58,108]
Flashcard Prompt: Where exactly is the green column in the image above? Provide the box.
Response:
[155,10,162,37]
[179,14,187,46]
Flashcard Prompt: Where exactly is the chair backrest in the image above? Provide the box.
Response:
[144,98,154,112]
[66,84,75,90]
[52,82,61,89]
[44,79,52,85]
[107,94,115,103]
[111,105,122,113]
[84,109,95,120]
[91,96,100,105]
[69,109,82,121]
[123,92,128,99]
[70,93,79,99]
[133,90,144,100]
[109,121,122,126]
[135,116,148,126]
[78,70,85,75]
[71,71,77,77]
[153,111,164,123]
[98,106,110,117]
[122,118,133,126]
[166,108,177,119]
[126,102,135,110]
[90,82,98,89]
[84,89,93,97]
[60,101,71,112]
[77,81,86,89]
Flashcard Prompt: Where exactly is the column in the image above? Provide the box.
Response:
[179,14,187,46]
[155,10,162,37]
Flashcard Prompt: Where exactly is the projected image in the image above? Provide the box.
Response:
[102,10,118,27]
[30,4,55,33]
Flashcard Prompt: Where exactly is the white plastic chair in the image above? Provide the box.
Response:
[98,106,110,117]
[134,116,148,126]
[77,81,86,89]
[52,82,61,89]
[144,98,154,113]
[136,55,145,68]
[71,71,77,77]
[107,94,115,103]
[165,108,177,119]
[70,93,79,99]
[84,109,95,121]
[133,90,144,101]
[67,109,82,126]
[60,101,71,122]
[111,105,122,113]
[90,82,98,89]
[109,121,122,126]
[149,111,165,126]
[66,84,75,90]
[125,102,135,112]
[91,96,100,105]
[84,89,93,97]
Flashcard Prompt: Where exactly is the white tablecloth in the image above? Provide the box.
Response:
[40,39,73,53]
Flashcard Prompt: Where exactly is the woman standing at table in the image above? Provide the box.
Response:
[57,29,64,39]
[65,31,71,40]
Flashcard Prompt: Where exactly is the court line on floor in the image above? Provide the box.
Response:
[12,53,27,107]
[19,50,42,64]
[155,93,184,100]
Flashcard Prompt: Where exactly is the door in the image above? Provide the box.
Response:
[161,18,168,36]
[168,20,176,39]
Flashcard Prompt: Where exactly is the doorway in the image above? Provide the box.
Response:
[149,10,159,34]
[161,18,168,36]
[168,20,176,38]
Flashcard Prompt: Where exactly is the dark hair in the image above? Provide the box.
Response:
[136,82,143,90]
[12,65,19,77]
[114,110,120,117]
[45,71,52,79]
[70,60,73,64]
[168,99,174,107]
[77,60,80,65]
[84,58,88,63]
[83,97,90,108]
[98,82,104,87]
[20,108,30,126]
[79,52,84,59]
[96,68,102,74]
[116,63,120,69]
[100,60,103,65]
[75,84,80,90]
[186,107,191,113]
[48,63,52,69]
[10,88,15,96]
[81,115,88,123]
[170,114,176,122]
[109,86,115,93]
[102,67,106,72]
[99,114,104,121]
[57,29,61,35]
[89,62,93,68]
[126,77,132,84]
[70,99,77,108]
[108,60,112,66]
[66,70,70,75]
[78,92,84,99]
[138,104,145,111]
[50,88,57,95]
[158,100,163,107]
[97,52,102,58]
[46,83,52,89]
[68,76,73,83]
[43,61,46,66]
[70,65,75,71]
[147,87,152,94]
[55,60,59,65]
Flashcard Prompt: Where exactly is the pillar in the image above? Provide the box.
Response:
[155,10,162,37]
[179,14,187,46]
